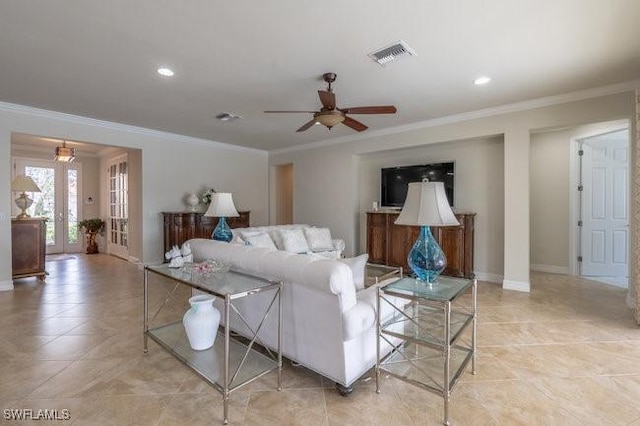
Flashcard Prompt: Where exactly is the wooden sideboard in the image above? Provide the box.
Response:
[162,211,250,253]
[12,218,47,280]
[366,211,475,279]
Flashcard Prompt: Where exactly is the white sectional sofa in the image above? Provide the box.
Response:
[230,224,345,259]
[187,238,405,393]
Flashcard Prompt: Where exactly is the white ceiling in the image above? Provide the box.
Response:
[1,1,640,152]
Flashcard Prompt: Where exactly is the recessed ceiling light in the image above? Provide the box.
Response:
[157,67,174,77]
[474,76,491,85]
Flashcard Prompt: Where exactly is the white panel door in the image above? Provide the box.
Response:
[580,133,628,276]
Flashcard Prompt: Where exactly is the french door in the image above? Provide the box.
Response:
[14,159,82,254]
[107,154,129,260]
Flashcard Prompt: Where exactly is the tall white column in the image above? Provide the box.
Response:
[503,128,530,292]
[0,126,13,291]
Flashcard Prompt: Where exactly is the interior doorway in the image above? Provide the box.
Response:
[576,128,629,286]
[13,158,83,254]
[272,163,293,225]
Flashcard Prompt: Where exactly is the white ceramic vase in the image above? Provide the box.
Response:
[185,193,199,211]
[183,295,220,351]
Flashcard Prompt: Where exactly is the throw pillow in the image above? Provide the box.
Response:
[278,228,310,254]
[338,254,369,290]
[244,232,277,250]
[303,227,334,252]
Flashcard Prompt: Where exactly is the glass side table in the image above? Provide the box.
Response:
[376,276,477,426]
[144,265,282,425]
[365,263,403,287]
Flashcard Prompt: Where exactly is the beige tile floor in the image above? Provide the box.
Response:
[1,254,639,425]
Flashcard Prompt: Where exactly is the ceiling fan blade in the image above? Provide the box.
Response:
[296,119,317,132]
[342,116,368,132]
[318,90,336,110]
[340,106,397,114]
[264,110,317,113]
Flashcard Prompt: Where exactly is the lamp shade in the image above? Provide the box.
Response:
[11,175,41,193]
[395,181,458,227]
[204,193,239,218]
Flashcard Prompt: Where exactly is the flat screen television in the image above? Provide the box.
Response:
[381,162,454,207]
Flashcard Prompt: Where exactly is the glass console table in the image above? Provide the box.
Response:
[144,265,282,425]
[376,276,477,426]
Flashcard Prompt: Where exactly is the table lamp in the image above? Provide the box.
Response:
[11,175,42,219]
[204,192,239,242]
[395,181,459,282]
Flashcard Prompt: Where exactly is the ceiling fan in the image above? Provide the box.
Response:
[264,73,397,132]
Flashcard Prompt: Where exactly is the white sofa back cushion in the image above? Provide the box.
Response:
[303,227,334,251]
[188,239,358,312]
[277,228,310,253]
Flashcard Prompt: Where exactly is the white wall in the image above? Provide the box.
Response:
[269,91,636,290]
[0,102,269,290]
[358,136,505,279]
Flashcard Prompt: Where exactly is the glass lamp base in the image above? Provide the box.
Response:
[408,226,446,282]
[212,217,233,242]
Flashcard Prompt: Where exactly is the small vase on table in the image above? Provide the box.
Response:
[183,295,220,351]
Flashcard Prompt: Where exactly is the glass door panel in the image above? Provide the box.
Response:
[15,159,82,254]
[107,154,129,259]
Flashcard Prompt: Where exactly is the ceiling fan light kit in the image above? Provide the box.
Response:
[265,72,397,133]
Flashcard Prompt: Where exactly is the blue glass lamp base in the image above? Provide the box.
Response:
[408,226,447,282]
[212,217,233,242]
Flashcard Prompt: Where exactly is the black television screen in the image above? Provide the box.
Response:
[381,162,454,207]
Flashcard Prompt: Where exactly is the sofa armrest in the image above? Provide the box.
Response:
[342,300,375,341]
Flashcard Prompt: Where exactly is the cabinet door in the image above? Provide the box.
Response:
[388,214,419,269]
[437,225,464,277]
[12,219,46,277]
[367,213,387,264]
[163,213,198,252]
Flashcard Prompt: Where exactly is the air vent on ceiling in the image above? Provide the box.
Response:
[368,40,417,66]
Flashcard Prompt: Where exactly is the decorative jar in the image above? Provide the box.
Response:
[183,295,220,350]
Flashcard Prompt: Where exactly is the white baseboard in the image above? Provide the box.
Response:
[0,280,15,292]
[474,272,503,283]
[503,279,530,293]
[531,264,569,274]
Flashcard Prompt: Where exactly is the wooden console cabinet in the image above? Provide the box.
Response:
[367,211,475,278]
[162,211,250,253]
[12,218,47,280]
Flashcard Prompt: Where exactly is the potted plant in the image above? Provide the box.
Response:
[78,218,105,254]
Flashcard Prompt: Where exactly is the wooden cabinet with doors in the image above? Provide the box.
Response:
[366,211,475,278]
[12,218,47,280]
[162,211,250,253]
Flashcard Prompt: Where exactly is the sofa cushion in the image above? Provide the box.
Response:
[338,254,369,290]
[303,227,334,252]
[244,232,277,250]
[278,228,310,254]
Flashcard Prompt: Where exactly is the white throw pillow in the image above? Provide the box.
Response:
[278,228,310,253]
[338,253,369,290]
[303,227,334,252]
[244,232,277,250]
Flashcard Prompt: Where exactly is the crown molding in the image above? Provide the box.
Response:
[269,79,640,155]
[0,101,268,156]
